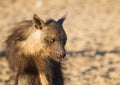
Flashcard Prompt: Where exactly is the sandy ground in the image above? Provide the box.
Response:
[0,0,120,85]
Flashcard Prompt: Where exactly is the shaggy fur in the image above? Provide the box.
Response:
[6,14,67,85]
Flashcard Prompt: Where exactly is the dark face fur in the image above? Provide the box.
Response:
[33,14,67,62]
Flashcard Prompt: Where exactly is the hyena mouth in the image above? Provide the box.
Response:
[56,57,64,62]
[49,54,64,62]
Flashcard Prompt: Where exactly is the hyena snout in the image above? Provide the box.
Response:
[60,50,66,58]
[58,44,66,58]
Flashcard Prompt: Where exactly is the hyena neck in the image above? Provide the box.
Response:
[37,57,62,85]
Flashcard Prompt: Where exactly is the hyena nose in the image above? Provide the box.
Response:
[60,51,66,58]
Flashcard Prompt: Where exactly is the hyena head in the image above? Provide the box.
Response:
[31,14,67,62]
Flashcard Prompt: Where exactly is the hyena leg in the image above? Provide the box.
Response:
[39,72,52,85]
[28,75,42,85]
[39,73,48,85]
[9,71,19,85]
[52,63,64,85]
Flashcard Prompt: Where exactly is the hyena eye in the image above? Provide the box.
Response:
[44,37,56,44]
[50,38,56,44]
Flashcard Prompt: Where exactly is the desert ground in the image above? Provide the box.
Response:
[0,0,120,85]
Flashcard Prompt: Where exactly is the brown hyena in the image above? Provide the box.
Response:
[6,14,67,85]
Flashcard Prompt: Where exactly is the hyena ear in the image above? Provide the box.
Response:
[33,14,45,29]
[57,13,67,25]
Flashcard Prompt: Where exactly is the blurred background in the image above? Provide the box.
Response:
[0,0,120,85]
